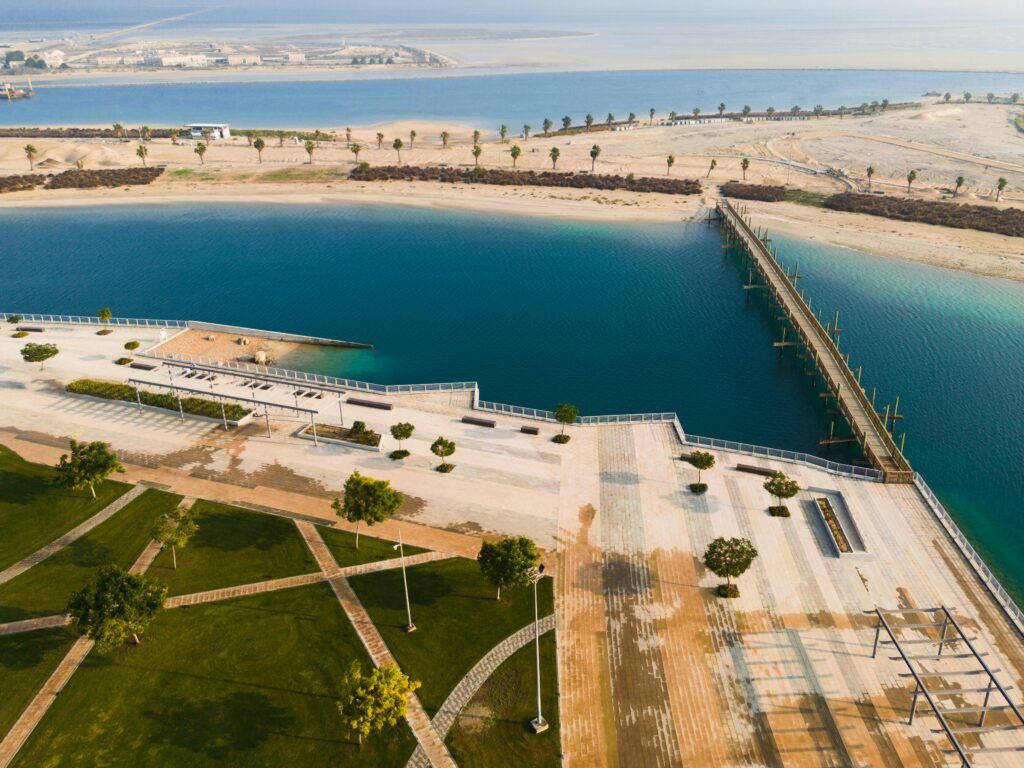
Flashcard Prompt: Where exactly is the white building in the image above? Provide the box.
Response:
[285,52,305,63]
[146,54,208,68]
[226,54,261,66]
[183,123,231,140]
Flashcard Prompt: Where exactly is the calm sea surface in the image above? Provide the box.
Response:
[8,69,1024,129]
[1,204,1022,597]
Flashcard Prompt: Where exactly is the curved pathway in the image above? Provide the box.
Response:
[405,614,557,768]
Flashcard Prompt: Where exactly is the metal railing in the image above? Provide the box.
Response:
[0,312,187,329]
[914,473,1024,636]
[684,434,883,480]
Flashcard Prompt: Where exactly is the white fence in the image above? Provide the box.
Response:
[684,434,884,480]
[914,474,1024,636]
[1,312,187,329]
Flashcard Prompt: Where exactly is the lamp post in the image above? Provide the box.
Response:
[393,528,415,633]
[528,564,548,733]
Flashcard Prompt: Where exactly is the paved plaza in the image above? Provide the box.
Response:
[2,323,1024,766]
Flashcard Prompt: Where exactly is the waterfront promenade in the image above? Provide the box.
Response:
[2,322,1023,766]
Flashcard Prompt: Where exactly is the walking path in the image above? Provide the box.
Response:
[0,484,148,586]
[0,615,70,637]
[166,571,330,608]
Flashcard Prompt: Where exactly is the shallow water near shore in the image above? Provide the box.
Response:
[1,202,1022,600]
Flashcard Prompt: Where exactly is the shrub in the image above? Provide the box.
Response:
[96,329,113,336]
[351,420,368,434]
[436,463,455,473]
[552,433,571,444]
[114,357,132,365]
[825,192,1024,238]
[7,314,22,323]
[66,379,251,421]
[12,330,28,338]
[389,449,410,460]
[716,584,740,598]
[769,505,791,517]
[721,182,785,202]
[45,167,165,190]
[689,482,708,494]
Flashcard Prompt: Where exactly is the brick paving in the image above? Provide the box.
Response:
[0,615,70,637]
[0,484,148,586]
[165,571,331,608]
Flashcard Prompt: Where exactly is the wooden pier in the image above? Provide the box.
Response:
[717,199,914,483]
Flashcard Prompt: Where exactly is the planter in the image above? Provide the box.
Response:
[297,424,381,453]
[815,497,852,554]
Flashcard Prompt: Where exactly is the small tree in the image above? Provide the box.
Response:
[54,439,124,499]
[431,436,456,472]
[510,144,522,168]
[499,124,508,142]
[562,115,572,130]
[628,112,636,126]
[687,451,715,490]
[346,127,352,147]
[954,175,965,197]
[650,107,656,124]
[194,142,207,164]
[331,470,403,548]
[477,536,539,600]
[472,129,481,145]
[693,106,701,118]
[68,565,167,650]
[589,144,601,172]
[21,342,58,369]
[98,307,113,326]
[542,118,553,136]
[24,144,37,171]
[376,132,385,150]
[549,146,560,169]
[996,177,1008,201]
[389,422,414,460]
[741,157,750,180]
[522,124,531,140]
[304,140,316,164]
[136,144,148,166]
[349,143,362,163]
[152,507,199,569]
[472,144,482,167]
[666,154,675,175]
[704,537,757,598]
[337,661,420,746]
[866,165,875,190]
[906,169,917,193]
[606,112,615,128]
[585,113,594,132]
[440,130,450,149]
[718,102,726,116]
[124,340,141,358]
[707,158,717,178]
[392,137,404,164]
[763,471,800,516]
[253,136,266,163]
[409,129,416,146]
[553,402,578,443]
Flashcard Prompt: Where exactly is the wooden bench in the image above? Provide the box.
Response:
[462,416,496,428]
[520,425,540,435]
[736,463,776,477]
[347,397,394,411]
[129,362,158,371]
[15,326,44,333]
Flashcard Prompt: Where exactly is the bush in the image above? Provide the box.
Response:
[436,463,455,473]
[721,182,785,202]
[689,482,708,494]
[7,314,22,323]
[114,357,132,365]
[45,167,165,190]
[716,584,740,598]
[825,192,1024,238]
[769,505,791,517]
[96,329,113,336]
[66,379,251,421]
[351,420,368,434]
[552,434,571,444]
[389,449,410,460]
[309,423,381,447]
[12,330,28,338]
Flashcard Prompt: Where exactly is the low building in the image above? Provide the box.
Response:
[226,54,261,66]
[145,54,208,68]
[183,123,231,140]
[285,52,305,63]
[95,55,122,67]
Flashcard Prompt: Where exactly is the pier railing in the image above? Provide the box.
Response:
[0,312,187,329]
[914,474,1024,636]
[684,434,883,480]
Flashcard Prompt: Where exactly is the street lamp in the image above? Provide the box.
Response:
[393,528,415,633]
[528,563,548,733]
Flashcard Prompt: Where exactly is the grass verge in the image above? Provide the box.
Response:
[317,525,426,569]
[0,489,182,622]
[0,445,130,572]
[783,188,829,207]
[66,379,251,421]
[446,632,561,768]
[149,501,319,596]
[12,584,417,767]
[0,628,78,738]
[349,558,554,713]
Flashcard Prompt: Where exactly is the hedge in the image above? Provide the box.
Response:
[825,193,1024,238]
[720,182,786,202]
[66,379,251,421]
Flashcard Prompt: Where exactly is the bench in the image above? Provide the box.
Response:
[347,397,394,411]
[520,425,540,435]
[129,362,158,371]
[15,326,44,333]
[736,463,776,477]
[462,416,496,428]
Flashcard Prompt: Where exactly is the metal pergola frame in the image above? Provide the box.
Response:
[127,377,322,443]
[869,606,1024,766]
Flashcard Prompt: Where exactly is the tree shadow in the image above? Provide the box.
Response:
[192,508,293,554]
[0,629,71,670]
[140,692,295,759]
[0,468,53,506]
[50,537,115,568]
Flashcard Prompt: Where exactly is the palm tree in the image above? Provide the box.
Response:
[813,105,824,117]
[693,107,701,118]
[510,144,521,168]
[589,144,601,172]
[314,129,323,147]
[392,138,404,164]
[136,144,148,166]
[202,129,212,145]
[986,93,995,103]
[718,102,726,116]
[140,125,151,142]
[278,131,285,148]
[666,154,675,175]
[742,105,752,116]
[112,123,125,140]
[584,114,594,132]
[906,169,917,193]
[471,144,482,166]
[1011,93,1020,104]
[954,175,965,197]
[253,137,265,163]
[669,110,678,121]
[376,132,385,150]
[440,131,450,149]
[996,177,1008,201]
[707,158,717,178]
[766,106,776,117]
[522,124,531,140]
[194,143,207,164]
[627,112,636,126]
[606,113,615,128]
[562,116,572,131]
[304,140,316,164]
[473,129,481,145]
[649,107,656,125]
[346,127,352,148]
[741,157,750,180]
[881,99,890,111]
[350,142,362,162]
[549,147,560,169]
[499,124,508,143]
[542,118,553,136]
[790,105,801,116]
[837,105,847,119]
[409,129,416,147]
[964,92,972,103]
[943,92,951,103]
[24,144,37,170]
[866,165,874,190]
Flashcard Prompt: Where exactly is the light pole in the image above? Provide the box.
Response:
[393,528,415,633]
[528,563,548,733]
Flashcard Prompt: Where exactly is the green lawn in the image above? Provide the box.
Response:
[0,489,182,623]
[783,188,829,208]
[12,584,417,767]
[0,444,130,572]
[349,558,554,713]
[317,525,427,569]
[447,632,561,768]
[0,627,78,738]
[148,501,318,596]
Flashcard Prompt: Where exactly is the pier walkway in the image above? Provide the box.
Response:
[717,199,914,482]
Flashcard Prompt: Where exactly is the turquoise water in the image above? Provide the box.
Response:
[1,203,1022,598]
[8,69,1024,130]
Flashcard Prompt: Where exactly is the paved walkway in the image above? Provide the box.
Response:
[0,484,148,586]
[166,571,330,608]
[0,615,70,637]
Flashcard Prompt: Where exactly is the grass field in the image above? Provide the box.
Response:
[783,188,829,207]
[0,489,182,623]
[11,584,418,767]
[0,445,130,572]
[318,525,427,569]
[349,558,554,713]
[148,501,318,596]
[447,632,561,768]
[0,628,77,739]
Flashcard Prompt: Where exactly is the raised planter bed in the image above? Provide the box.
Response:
[65,379,253,425]
[298,423,381,452]
[815,497,852,555]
